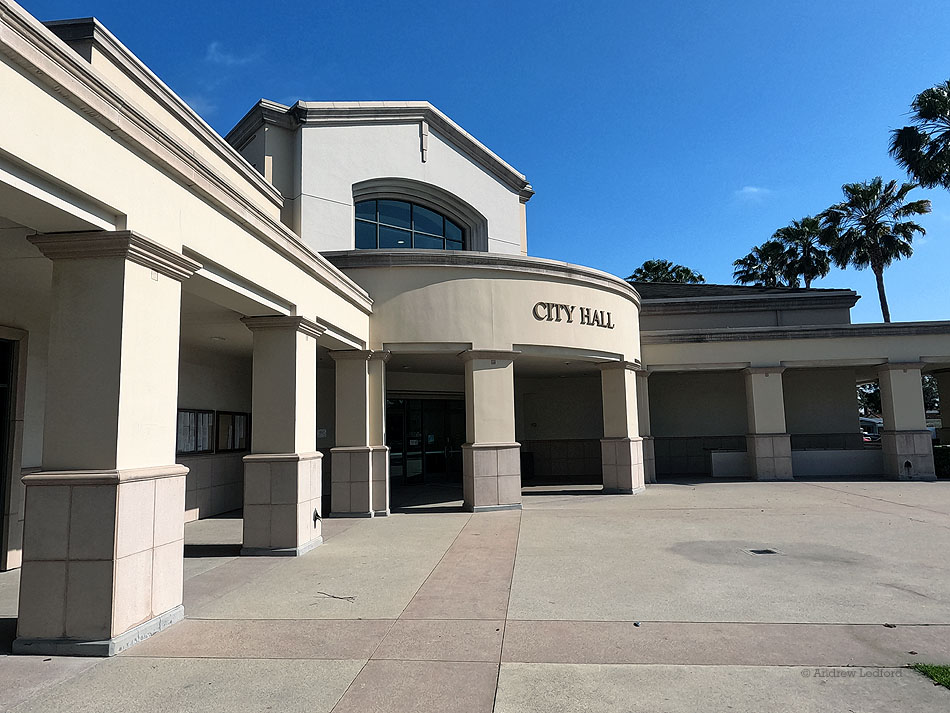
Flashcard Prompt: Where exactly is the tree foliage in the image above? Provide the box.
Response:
[771,216,831,288]
[732,240,797,287]
[890,80,950,190]
[626,259,705,284]
[819,178,930,322]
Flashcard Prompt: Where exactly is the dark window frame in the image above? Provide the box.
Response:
[176,408,216,455]
[355,199,466,251]
[215,411,252,453]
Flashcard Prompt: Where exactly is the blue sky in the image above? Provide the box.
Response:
[24,0,950,323]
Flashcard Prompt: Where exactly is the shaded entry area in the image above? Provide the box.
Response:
[388,397,465,510]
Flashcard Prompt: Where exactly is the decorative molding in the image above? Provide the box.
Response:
[22,464,188,486]
[329,349,391,363]
[743,366,786,375]
[323,250,641,305]
[641,321,950,345]
[598,360,640,372]
[876,362,927,373]
[241,315,325,339]
[226,100,535,201]
[458,349,522,363]
[639,291,859,316]
[42,18,283,209]
[29,231,201,281]
[0,6,373,314]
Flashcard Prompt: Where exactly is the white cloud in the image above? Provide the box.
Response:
[205,41,260,67]
[180,94,217,118]
[734,185,772,201]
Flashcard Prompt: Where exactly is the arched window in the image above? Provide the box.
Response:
[355,199,465,251]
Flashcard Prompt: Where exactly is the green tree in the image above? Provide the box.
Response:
[771,216,831,288]
[626,259,705,284]
[820,177,930,323]
[890,80,950,189]
[732,240,797,287]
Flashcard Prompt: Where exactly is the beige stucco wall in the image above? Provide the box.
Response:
[641,306,852,331]
[340,262,640,361]
[177,348,252,413]
[259,121,526,254]
[783,368,859,435]
[1,44,371,348]
[515,376,602,441]
[649,371,747,437]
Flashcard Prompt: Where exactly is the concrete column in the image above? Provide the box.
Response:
[600,362,645,494]
[935,370,950,445]
[636,370,656,484]
[459,350,521,512]
[16,231,199,656]
[241,316,324,555]
[329,350,390,517]
[744,367,793,481]
[878,363,935,480]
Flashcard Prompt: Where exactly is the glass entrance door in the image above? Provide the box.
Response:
[387,398,465,485]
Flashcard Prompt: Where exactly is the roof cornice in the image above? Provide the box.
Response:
[322,249,640,306]
[226,100,535,202]
[0,6,372,314]
[43,17,283,210]
[641,321,950,345]
[640,291,860,315]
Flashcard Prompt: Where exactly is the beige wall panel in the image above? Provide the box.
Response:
[649,371,747,437]
[177,348,252,412]
[344,266,639,361]
[297,124,523,253]
[516,376,602,441]
[1,56,370,346]
[783,368,859,435]
[643,333,950,368]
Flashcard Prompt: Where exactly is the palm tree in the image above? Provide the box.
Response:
[771,216,831,288]
[819,177,930,323]
[626,259,705,284]
[732,240,797,287]
[889,80,950,189]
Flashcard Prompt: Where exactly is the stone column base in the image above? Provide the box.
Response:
[242,452,323,555]
[15,465,187,656]
[330,445,390,517]
[746,434,793,481]
[881,430,936,481]
[642,436,656,485]
[462,443,522,512]
[601,437,646,494]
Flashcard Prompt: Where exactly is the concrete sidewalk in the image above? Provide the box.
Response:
[1,479,950,711]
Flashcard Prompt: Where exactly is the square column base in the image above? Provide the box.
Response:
[330,446,389,517]
[242,453,323,555]
[642,436,656,485]
[14,605,184,657]
[601,437,646,494]
[881,430,936,481]
[746,434,793,480]
[462,443,522,512]
[16,465,188,655]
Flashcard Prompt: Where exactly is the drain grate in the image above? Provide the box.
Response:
[745,548,780,556]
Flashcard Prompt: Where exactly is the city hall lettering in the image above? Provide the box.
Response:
[532,301,615,329]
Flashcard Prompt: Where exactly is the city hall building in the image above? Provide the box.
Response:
[0,4,949,655]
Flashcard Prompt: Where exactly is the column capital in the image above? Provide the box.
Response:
[876,361,926,373]
[241,315,325,339]
[743,366,785,376]
[457,349,521,363]
[28,230,201,282]
[598,360,641,372]
[329,349,391,363]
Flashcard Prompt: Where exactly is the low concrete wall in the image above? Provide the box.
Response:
[791,449,884,477]
[178,452,246,521]
[520,439,601,482]
[655,436,747,477]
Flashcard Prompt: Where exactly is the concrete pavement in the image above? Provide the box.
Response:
[1,479,949,711]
